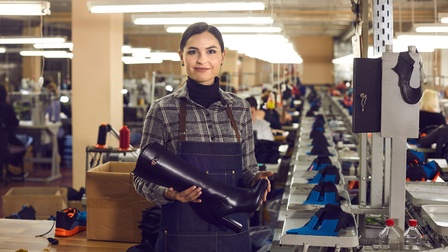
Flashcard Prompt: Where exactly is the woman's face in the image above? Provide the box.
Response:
[179,31,225,85]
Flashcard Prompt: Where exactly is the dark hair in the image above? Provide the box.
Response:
[179,22,224,53]
[245,96,258,109]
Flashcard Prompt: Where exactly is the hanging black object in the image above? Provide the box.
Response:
[392,51,422,105]
[352,58,382,133]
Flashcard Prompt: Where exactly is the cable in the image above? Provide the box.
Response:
[35,220,55,237]
[38,0,45,87]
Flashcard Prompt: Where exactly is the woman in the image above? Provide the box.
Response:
[133,22,273,252]
[419,89,446,132]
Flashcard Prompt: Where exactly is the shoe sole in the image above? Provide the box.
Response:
[55,226,86,237]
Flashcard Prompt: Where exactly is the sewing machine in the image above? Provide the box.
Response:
[9,91,52,126]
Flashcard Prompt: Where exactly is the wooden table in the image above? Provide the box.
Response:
[0,219,138,252]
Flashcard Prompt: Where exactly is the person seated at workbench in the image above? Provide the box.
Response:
[245,96,274,142]
[419,124,448,160]
[259,90,292,132]
[419,89,446,134]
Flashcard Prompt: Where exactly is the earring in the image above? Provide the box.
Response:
[182,63,185,66]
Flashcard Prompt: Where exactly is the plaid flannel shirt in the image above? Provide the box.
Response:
[133,84,260,205]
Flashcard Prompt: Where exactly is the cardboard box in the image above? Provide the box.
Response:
[86,162,156,243]
[2,187,68,219]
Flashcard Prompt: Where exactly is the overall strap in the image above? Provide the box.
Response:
[179,98,187,142]
[179,98,241,143]
[225,104,241,143]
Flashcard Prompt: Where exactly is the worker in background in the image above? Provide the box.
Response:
[245,96,274,141]
[419,89,446,134]
[259,90,292,133]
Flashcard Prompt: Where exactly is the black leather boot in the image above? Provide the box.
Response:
[133,142,268,233]
[392,51,422,105]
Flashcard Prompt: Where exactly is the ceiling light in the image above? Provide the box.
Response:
[33,42,73,50]
[122,56,163,64]
[0,37,66,44]
[396,33,448,49]
[0,47,5,53]
[438,13,448,23]
[0,1,50,15]
[88,0,265,13]
[414,23,448,33]
[20,50,73,59]
[166,25,282,34]
[132,13,274,25]
[220,34,302,64]
[131,52,180,61]
[121,46,151,54]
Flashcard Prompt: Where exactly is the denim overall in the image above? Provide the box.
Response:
[154,99,251,252]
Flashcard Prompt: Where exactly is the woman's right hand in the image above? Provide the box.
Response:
[164,186,202,203]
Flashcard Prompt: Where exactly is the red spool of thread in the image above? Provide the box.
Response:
[94,124,108,149]
[119,125,131,151]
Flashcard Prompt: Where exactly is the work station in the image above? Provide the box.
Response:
[1,0,448,251]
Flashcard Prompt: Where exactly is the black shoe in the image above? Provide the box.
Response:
[55,208,86,237]
[5,204,36,220]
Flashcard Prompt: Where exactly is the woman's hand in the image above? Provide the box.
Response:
[253,171,274,203]
[164,186,202,203]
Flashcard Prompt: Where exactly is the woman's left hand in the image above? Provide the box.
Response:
[253,171,274,203]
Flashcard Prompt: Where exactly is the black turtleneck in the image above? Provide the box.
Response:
[187,77,221,108]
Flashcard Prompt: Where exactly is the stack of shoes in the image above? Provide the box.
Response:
[286,204,355,237]
[5,204,36,219]
[55,208,87,237]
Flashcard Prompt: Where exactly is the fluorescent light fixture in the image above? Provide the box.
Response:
[122,56,163,64]
[0,37,66,44]
[332,54,353,64]
[20,50,73,59]
[33,42,73,50]
[88,0,265,13]
[132,13,274,25]
[396,33,448,49]
[0,47,5,53]
[0,63,16,69]
[439,13,448,23]
[60,96,70,103]
[414,23,448,33]
[131,52,180,61]
[0,1,50,16]
[121,45,151,54]
[332,43,434,64]
[221,34,302,64]
[166,25,282,34]
[392,39,435,52]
